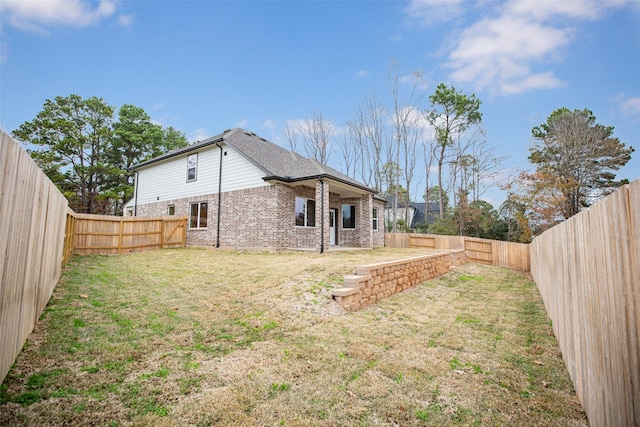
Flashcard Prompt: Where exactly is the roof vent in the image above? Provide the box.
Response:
[223,128,231,134]
[259,137,267,141]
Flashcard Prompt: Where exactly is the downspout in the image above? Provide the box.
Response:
[320,178,325,254]
[133,171,139,216]
[215,142,223,248]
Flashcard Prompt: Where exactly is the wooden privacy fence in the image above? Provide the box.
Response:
[1,130,188,384]
[385,232,530,272]
[0,130,69,384]
[71,213,187,255]
[530,180,640,426]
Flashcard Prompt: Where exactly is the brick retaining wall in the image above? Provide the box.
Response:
[333,250,468,311]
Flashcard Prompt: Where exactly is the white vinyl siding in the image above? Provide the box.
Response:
[135,144,268,205]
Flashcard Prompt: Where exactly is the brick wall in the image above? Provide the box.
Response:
[372,199,385,247]
[134,182,383,250]
[333,250,468,311]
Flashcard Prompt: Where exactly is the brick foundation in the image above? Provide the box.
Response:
[134,183,386,250]
[333,250,468,311]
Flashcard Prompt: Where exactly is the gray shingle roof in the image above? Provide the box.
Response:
[134,128,376,194]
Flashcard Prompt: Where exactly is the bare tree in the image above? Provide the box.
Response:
[423,138,437,226]
[301,110,333,164]
[284,122,300,154]
[336,130,360,179]
[347,94,389,192]
[387,59,425,231]
[467,128,505,203]
[284,111,333,164]
[400,108,425,226]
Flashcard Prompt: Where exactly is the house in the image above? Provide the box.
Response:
[384,195,439,230]
[125,128,385,251]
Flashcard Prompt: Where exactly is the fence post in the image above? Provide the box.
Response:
[117,217,124,254]
[161,219,165,249]
[183,217,187,247]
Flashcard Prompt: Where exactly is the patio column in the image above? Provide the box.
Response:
[315,179,330,253]
[360,193,374,249]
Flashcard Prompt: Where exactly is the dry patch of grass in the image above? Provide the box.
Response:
[0,248,587,426]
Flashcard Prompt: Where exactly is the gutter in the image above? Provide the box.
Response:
[133,171,139,216]
[215,142,223,248]
[319,178,325,254]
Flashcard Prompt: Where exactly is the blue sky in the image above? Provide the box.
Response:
[1,0,639,206]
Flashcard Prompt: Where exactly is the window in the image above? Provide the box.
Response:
[342,204,356,229]
[168,205,176,215]
[189,202,207,229]
[187,153,197,182]
[295,197,316,227]
[125,208,133,217]
[372,208,379,231]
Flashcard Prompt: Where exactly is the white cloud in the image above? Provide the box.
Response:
[407,0,631,95]
[399,72,430,91]
[499,72,564,94]
[262,119,277,130]
[189,128,209,144]
[236,119,249,128]
[152,102,164,110]
[447,10,574,94]
[1,0,117,32]
[118,13,134,28]
[503,0,618,22]
[619,96,640,119]
[404,0,466,26]
[356,70,368,79]
[0,28,9,62]
[390,106,436,140]
[390,33,402,42]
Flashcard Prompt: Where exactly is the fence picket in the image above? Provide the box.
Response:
[531,182,639,425]
[0,131,68,384]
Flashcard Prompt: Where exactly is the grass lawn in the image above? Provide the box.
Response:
[0,248,587,426]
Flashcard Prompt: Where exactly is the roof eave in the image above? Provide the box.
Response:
[132,137,224,170]
[263,173,377,195]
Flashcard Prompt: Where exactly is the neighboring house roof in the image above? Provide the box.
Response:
[134,128,377,195]
[384,195,439,225]
[411,202,440,225]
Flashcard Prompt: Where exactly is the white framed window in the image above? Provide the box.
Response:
[295,197,316,227]
[187,153,197,182]
[168,204,176,215]
[372,208,379,231]
[125,208,133,217]
[342,204,356,229]
[189,202,207,229]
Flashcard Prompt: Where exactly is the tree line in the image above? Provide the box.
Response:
[283,62,633,242]
[12,64,634,241]
[12,95,189,215]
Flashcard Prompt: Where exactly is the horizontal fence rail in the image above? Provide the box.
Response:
[385,233,530,272]
[72,214,187,255]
